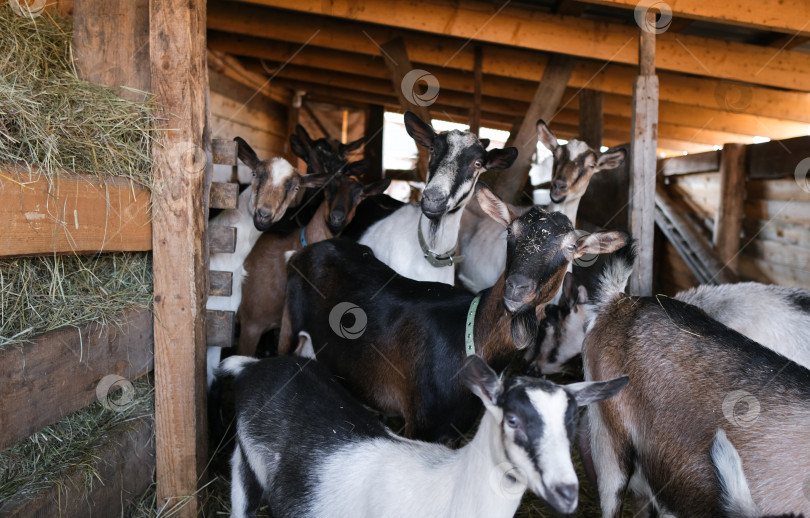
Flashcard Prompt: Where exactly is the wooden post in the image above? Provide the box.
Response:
[578,89,603,150]
[287,90,304,164]
[495,54,575,202]
[149,0,209,514]
[364,104,385,182]
[713,143,747,274]
[380,37,433,180]
[628,10,659,296]
[469,46,483,136]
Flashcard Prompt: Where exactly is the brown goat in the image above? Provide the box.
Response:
[236,173,389,356]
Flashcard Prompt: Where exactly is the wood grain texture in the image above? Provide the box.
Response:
[0,309,153,451]
[469,46,483,136]
[496,54,575,202]
[712,143,747,272]
[0,415,155,518]
[211,139,238,166]
[578,89,603,150]
[205,310,235,348]
[209,182,239,210]
[209,225,237,254]
[149,0,209,512]
[209,270,233,297]
[0,169,152,258]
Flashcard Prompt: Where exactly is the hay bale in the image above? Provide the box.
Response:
[0,4,154,189]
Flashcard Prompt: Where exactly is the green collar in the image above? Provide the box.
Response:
[465,293,482,357]
[418,214,464,268]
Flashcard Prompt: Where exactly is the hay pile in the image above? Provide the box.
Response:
[0,376,154,507]
[0,4,154,188]
[0,252,153,347]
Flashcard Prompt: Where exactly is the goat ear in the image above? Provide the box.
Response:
[404,111,435,148]
[562,272,577,309]
[573,231,628,259]
[289,134,309,162]
[460,355,502,408]
[295,124,314,146]
[511,309,539,350]
[361,178,391,198]
[536,120,558,152]
[566,376,629,407]
[298,172,332,189]
[340,137,364,155]
[478,138,490,149]
[596,148,626,171]
[235,137,260,170]
[475,183,516,228]
[484,147,518,171]
[577,285,589,305]
[341,159,367,178]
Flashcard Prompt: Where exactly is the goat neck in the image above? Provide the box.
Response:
[471,275,520,371]
[301,197,337,244]
[548,197,581,227]
[418,202,466,260]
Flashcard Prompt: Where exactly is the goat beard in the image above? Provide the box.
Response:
[510,309,539,350]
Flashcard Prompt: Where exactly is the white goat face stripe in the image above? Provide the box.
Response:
[425,131,481,208]
[269,157,295,186]
[526,389,578,492]
[564,139,591,161]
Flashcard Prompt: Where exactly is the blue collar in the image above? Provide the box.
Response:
[300,227,308,248]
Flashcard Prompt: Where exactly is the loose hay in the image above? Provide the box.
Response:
[0,376,154,507]
[0,252,153,347]
[0,4,155,189]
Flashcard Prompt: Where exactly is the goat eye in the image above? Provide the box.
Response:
[474,160,483,169]
[505,413,520,429]
[506,227,513,236]
[429,146,435,153]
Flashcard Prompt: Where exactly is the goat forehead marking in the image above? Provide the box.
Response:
[269,157,295,186]
[564,139,592,160]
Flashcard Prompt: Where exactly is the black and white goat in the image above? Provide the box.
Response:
[582,248,810,517]
[279,184,628,441]
[457,121,625,293]
[219,354,628,518]
[358,112,517,284]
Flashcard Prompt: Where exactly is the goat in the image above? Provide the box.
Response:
[674,282,810,369]
[582,248,810,517]
[279,183,628,441]
[236,170,389,357]
[358,111,518,285]
[257,124,363,233]
[457,120,626,293]
[206,138,301,387]
[712,430,807,518]
[219,353,628,518]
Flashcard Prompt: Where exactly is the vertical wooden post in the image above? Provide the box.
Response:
[495,54,574,202]
[469,46,483,136]
[628,10,659,296]
[380,38,433,180]
[364,104,385,182]
[713,143,747,274]
[150,0,209,514]
[287,90,304,164]
[578,89,603,150]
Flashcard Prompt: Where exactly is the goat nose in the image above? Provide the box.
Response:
[330,210,345,225]
[421,189,448,219]
[554,483,578,507]
[505,275,534,300]
[553,180,568,191]
[256,208,271,220]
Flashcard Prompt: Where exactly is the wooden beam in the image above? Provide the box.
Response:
[364,104,385,181]
[380,37,432,179]
[747,136,810,180]
[469,46,483,136]
[578,89,603,149]
[0,309,153,451]
[236,0,810,91]
[496,55,575,201]
[207,50,290,106]
[207,12,810,124]
[713,143,747,274]
[629,10,658,296]
[659,150,721,176]
[150,0,209,513]
[206,309,235,348]
[209,182,239,210]
[287,90,303,163]
[576,0,810,36]
[0,416,155,517]
[0,169,151,258]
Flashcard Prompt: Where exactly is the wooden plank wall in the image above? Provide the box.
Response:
[658,170,810,293]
